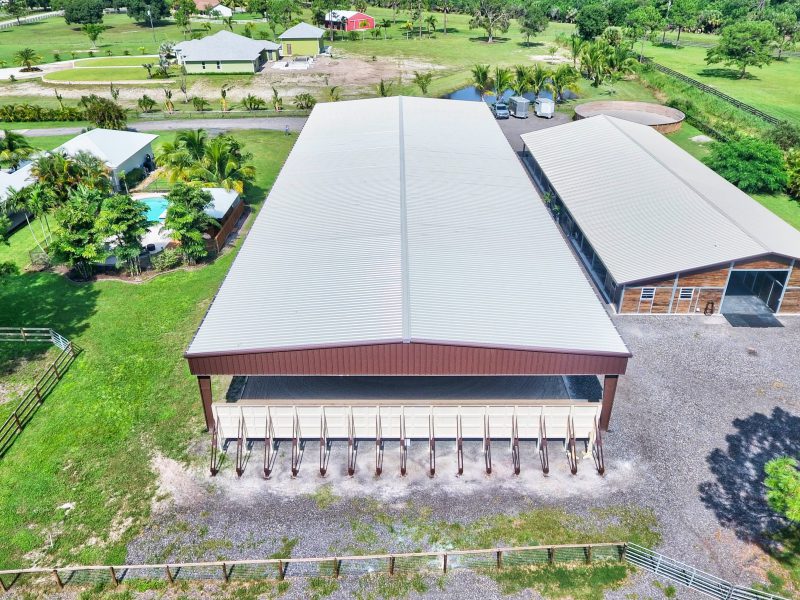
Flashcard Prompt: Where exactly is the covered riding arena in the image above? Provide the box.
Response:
[185,97,630,478]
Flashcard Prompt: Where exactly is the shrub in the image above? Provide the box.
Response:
[764,457,800,523]
[787,150,800,200]
[124,167,146,189]
[294,92,317,110]
[767,121,800,152]
[53,52,61,62]
[703,137,788,194]
[123,49,131,56]
[152,247,183,271]
[0,103,85,122]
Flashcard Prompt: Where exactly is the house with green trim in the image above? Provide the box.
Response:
[278,22,326,57]
[175,30,281,74]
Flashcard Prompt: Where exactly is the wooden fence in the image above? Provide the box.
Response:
[210,199,246,253]
[0,542,626,592]
[0,328,78,457]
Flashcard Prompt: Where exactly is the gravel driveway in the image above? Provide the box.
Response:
[122,314,800,599]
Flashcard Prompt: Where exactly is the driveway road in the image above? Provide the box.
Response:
[11,117,309,137]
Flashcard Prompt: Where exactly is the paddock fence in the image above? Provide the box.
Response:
[639,58,781,125]
[0,11,63,29]
[0,542,790,599]
[0,327,79,457]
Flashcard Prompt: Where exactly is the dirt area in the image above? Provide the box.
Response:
[0,54,445,105]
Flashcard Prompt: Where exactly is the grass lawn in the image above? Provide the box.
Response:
[0,13,228,66]
[753,193,800,230]
[0,130,295,570]
[73,56,159,67]
[44,66,172,82]
[642,41,800,125]
[665,122,713,161]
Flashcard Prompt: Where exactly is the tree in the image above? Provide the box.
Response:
[270,86,283,111]
[550,63,579,102]
[492,66,512,100]
[626,5,663,60]
[174,0,196,38]
[191,135,255,192]
[96,194,150,276]
[294,92,317,109]
[5,0,28,25]
[164,183,217,263]
[425,14,437,34]
[519,4,548,46]
[192,96,210,111]
[528,63,552,97]
[512,64,532,95]
[576,3,608,40]
[125,0,170,23]
[220,84,233,112]
[703,138,787,193]
[242,94,266,110]
[566,33,585,67]
[82,23,108,49]
[471,63,492,99]
[63,0,104,25]
[469,0,511,43]
[0,129,34,169]
[14,48,42,71]
[412,71,433,95]
[580,39,614,86]
[769,8,798,59]
[33,150,111,206]
[0,261,19,284]
[80,95,127,129]
[764,457,800,523]
[375,79,392,97]
[326,85,341,101]
[706,20,778,78]
[50,185,105,279]
[786,150,800,200]
[4,185,56,253]
[667,0,700,44]
[163,88,174,113]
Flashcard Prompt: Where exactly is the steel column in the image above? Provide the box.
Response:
[197,376,213,431]
[599,375,618,432]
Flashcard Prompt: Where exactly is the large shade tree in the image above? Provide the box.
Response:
[469,0,511,43]
[63,0,105,25]
[706,20,778,78]
[50,185,105,280]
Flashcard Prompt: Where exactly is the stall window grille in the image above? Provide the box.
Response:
[679,287,693,300]
[640,288,655,301]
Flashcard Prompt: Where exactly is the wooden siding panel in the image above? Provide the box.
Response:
[696,289,723,314]
[651,288,673,314]
[734,256,791,270]
[788,265,800,287]
[778,289,800,314]
[677,266,730,288]
[187,342,629,377]
[620,288,641,313]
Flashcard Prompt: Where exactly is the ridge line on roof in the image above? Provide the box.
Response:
[399,97,411,343]
[603,115,770,256]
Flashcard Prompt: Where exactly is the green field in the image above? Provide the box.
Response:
[44,66,166,82]
[0,129,295,569]
[642,41,800,125]
[73,56,159,67]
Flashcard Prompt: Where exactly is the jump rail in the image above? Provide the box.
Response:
[639,58,781,125]
[0,327,79,457]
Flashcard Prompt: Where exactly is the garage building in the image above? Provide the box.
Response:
[185,98,630,474]
[521,116,800,319]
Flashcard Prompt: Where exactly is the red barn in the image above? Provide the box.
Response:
[324,10,375,31]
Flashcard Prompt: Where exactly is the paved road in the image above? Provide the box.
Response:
[13,117,309,137]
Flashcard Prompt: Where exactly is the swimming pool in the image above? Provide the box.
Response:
[142,197,168,222]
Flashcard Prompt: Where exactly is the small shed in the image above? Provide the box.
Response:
[279,22,326,56]
[324,10,375,31]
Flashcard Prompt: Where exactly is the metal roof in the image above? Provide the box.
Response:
[325,10,364,19]
[521,116,800,285]
[0,162,35,203]
[56,129,157,170]
[279,22,325,39]
[175,31,280,62]
[202,187,239,220]
[186,97,629,358]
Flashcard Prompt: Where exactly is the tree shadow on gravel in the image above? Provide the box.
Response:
[699,407,800,543]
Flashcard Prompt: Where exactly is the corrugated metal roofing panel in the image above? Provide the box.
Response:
[187,97,629,357]
[520,116,800,284]
[56,129,157,169]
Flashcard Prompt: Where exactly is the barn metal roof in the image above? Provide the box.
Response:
[186,97,629,358]
[521,115,800,285]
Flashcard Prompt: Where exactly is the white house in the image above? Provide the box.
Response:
[193,0,233,17]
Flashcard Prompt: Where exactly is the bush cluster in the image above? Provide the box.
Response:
[0,104,84,123]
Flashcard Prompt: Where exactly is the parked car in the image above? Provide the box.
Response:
[491,102,510,119]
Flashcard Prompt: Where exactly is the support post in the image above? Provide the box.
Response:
[496,550,503,569]
[388,556,395,576]
[52,570,63,590]
[599,375,618,432]
[198,376,213,431]
[109,566,118,586]
[165,565,174,584]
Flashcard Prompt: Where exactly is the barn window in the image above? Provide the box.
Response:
[679,287,693,300]
[640,288,655,301]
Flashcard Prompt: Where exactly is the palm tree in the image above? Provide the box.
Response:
[425,14,437,34]
[4,186,52,253]
[376,79,393,97]
[512,65,532,96]
[380,18,391,39]
[222,16,234,31]
[567,34,585,69]
[220,84,233,111]
[192,97,210,111]
[326,86,341,102]
[190,136,255,193]
[175,129,208,160]
[14,48,41,71]
[471,64,492,100]
[270,86,283,111]
[492,66,513,101]
[580,40,613,87]
[0,129,34,169]
[529,63,552,98]
[412,71,433,95]
[550,64,580,102]
[137,94,156,113]
[163,89,175,113]
[156,140,194,182]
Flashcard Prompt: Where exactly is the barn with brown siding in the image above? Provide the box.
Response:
[521,115,800,319]
[185,97,630,442]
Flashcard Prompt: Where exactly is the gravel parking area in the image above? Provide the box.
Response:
[122,314,800,598]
